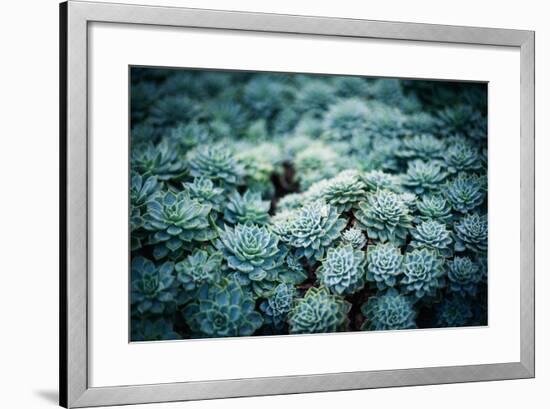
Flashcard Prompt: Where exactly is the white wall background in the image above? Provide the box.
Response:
[0,0,546,408]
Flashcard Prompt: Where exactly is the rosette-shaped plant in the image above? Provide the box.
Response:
[131,256,176,315]
[243,76,293,121]
[397,134,444,161]
[359,137,401,173]
[224,190,270,225]
[436,104,487,140]
[130,174,161,250]
[435,295,473,327]
[131,317,181,341]
[131,139,187,181]
[235,142,282,197]
[184,279,263,338]
[275,201,347,262]
[175,249,223,292]
[260,283,296,330]
[444,173,486,214]
[278,254,309,285]
[183,177,225,214]
[317,245,367,295]
[362,102,407,140]
[454,213,488,254]
[149,95,200,128]
[204,101,248,137]
[288,287,350,334]
[368,79,421,113]
[215,223,287,283]
[445,142,482,174]
[401,248,445,299]
[187,145,244,189]
[366,243,403,289]
[415,194,452,224]
[294,142,342,189]
[410,220,453,257]
[295,80,336,118]
[361,289,416,331]
[447,256,483,296]
[360,170,402,193]
[354,190,413,245]
[318,170,368,212]
[332,76,370,98]
[167,122,210,152]
[402,160,447,194]
[342,227,367,249]
[144,191,216,259]
[322,98,369,141]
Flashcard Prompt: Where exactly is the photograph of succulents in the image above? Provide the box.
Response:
[129,66,488,342]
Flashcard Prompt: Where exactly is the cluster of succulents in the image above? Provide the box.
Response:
[130,67,488,341]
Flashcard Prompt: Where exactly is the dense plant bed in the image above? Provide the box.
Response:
[129,68,488,341]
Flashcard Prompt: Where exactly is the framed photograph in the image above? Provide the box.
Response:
[60,1,534,407]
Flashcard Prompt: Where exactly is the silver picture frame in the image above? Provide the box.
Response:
[60,1,535,407]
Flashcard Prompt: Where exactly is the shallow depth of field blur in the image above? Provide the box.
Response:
[129,67,488,341]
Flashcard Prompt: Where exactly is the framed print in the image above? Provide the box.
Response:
[60,1,535,407]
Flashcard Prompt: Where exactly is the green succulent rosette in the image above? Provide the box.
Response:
[184,279,263,338]
[288,287,350,334]
[317,244,367,295]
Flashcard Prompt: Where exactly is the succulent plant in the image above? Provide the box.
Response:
[274,201,347,262]
[366,243,403,289]
[295,80,336,117]
[361,289,416,331]
[415,194,453,224]
[167,122,210,152]
[454,213,488,254]
[260,283,296,330]
[360,170,402,193]
[175,249,223,292]
[354,190,413,245]
[183,177,225,214]
[444,173,486,214]
[279,254,309,285]
[224,190,271,225]
[368,79,421,113]
[294,142,342,189]
[131,139,187,181]
[215,223,287,283]
[149,95,200,128]
[402,160,447,194]
[184,279,263,338]
[131,257,176,315]
[131,317,181,341]
[288,287,350,334]
[322,98,370,141]
[357,136,402,172]
[316,170,368,212]
[144,191,216,260]
[445,142,482,174]
[436,104,487,140]
[401,248,445,299]
[317,245,367,295]
[397,134,444,161]
[447,256,483,296]
[130,174,161,250]
[243,76,293,120]
[341,227,367,249]
[410,220,453,257]
[187,145,244,189]
[363,102,408,139]
[332,76,370,98]
[435,295,474,327]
